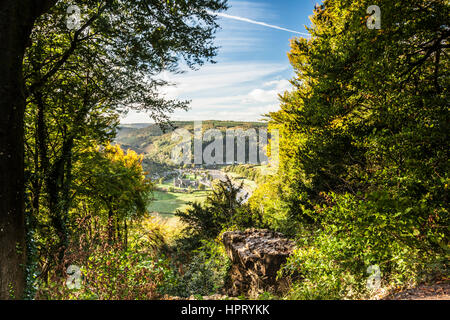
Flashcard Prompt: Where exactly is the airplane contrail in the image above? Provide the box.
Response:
[215,12,309,36]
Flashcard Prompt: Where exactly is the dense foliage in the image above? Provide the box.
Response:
[256,0,449,299]
[15,0,229,299]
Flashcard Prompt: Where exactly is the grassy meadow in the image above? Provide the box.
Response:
[148,190,210,218]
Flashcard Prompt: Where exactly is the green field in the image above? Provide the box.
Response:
[147,190,209,218]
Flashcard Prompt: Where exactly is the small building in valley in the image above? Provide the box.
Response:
[174,178,199,189]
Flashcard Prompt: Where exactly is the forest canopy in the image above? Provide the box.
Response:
[255,0,449,299]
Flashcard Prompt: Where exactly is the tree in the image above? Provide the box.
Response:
[24,15,121,271]
[176,177,260,240]
[264,0,448,294]
[271,0,448,223]
[0,0,59,300]
[1,0,228,299]
[74,144,152,248]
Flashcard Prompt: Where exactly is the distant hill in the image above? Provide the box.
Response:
[119,123,156,129]
[115,121,268,175]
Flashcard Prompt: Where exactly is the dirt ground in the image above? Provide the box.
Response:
[383,282,449,300]
[166,282,450,301]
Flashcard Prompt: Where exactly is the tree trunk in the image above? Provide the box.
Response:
[46,135,73,265]
[116,215,121,246]
[123,219,128,250]
[107,205,115,244]
[0,2,32,300]
[0,0,57,299]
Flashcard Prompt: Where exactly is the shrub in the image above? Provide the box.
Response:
[282,192,448,299]
[166,239,230,298]
[35,217,177,300]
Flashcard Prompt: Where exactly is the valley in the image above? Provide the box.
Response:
[115,121,267,221]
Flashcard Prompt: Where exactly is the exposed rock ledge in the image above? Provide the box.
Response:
[222,229,296,298]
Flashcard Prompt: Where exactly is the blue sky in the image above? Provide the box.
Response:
[122,0,317,123]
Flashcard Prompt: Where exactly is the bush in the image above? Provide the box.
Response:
[282,192,448,300]
[35,217,177,300]
[166,239,231,298]
[36,244,176,300]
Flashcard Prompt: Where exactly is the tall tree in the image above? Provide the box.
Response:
[266,0,448,277]
[1,0,228,299]
[0,0,58,300]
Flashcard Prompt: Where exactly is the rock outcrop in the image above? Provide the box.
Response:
[222,229,296,298]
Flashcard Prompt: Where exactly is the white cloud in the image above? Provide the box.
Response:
[246,89,276,103]
[123,65,291,123]
[243,79,291,104]
[120,1,297,124]
[167,77,290,121]
[160,62,289,98]
[263,79,291,90]
[168,102,280,122]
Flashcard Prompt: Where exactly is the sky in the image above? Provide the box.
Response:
[122,0,318,124]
